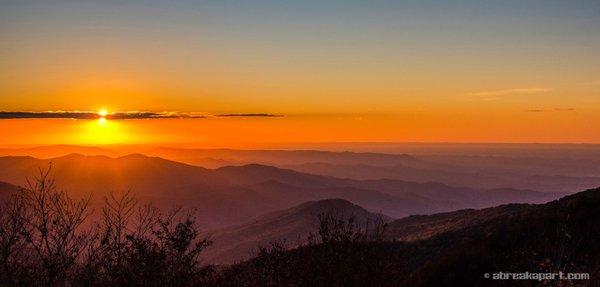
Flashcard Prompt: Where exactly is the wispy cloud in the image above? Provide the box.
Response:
[0,111,100,119]
[554,108,576,112]
[0,111,203,120]
[574,80,600,86]
[524,108,576,113]
[470,88,552,98]
[0,111,282,120]
[217,113,282,117]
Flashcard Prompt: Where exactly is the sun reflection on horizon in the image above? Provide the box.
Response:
[79,116,129,144]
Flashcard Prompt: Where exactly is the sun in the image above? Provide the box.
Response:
[98,109,109,117]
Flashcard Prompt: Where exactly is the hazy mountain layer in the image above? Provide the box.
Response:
[0,154,563,229]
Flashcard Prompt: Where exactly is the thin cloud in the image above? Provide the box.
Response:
[574,81,600,86]
[107,112,207,119]
[217,113,283,117]
[0,111,99,119]
[0,111,197,120]
[524,108,576,113]
[470,88,552,97]
[0,111,284,120]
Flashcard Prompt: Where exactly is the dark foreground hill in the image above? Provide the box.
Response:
[204,198,536,265]
[202,198,389,265]
[215,187,600,286]
[386,203,533,242]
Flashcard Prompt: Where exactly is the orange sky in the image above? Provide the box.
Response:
[0,107,598,146]
[1,1,599,145]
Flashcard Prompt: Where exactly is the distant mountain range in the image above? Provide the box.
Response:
[0,154,562,229]
[144,147,417,167]
[284,162,600,193]
[0,154,560,232]
[0,145,416,167]
[0,144,120,159]
[144,147,600,193]
[2,145,599,193]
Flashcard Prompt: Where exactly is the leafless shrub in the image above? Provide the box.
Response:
[79,191,213,286]
[0,189,29,285]
[0,168,213,286]
[311,212,388,245]
[16,167,91,286]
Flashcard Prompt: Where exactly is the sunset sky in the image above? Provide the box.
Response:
[1,0,599,145]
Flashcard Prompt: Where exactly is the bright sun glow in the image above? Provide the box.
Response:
[73,109,132,144]
[80,117,129,144]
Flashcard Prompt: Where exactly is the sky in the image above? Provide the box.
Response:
[1,0,599,145]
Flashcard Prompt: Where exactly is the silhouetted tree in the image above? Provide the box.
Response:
[0,168,214,286]
[9,167,91,286]
[77,191,213,286]
[215,212,391,286]
[310,212,388,245]
[0,188,29,285]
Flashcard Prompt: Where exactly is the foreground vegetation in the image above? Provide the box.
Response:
[0,169,214,286]
[0,169,387,286]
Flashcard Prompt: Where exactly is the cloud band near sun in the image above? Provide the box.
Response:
[0,111,282,120]
[217,113,283,117]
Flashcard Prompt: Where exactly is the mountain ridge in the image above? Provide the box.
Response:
[0,154,564,229]
[203,198,388,264]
